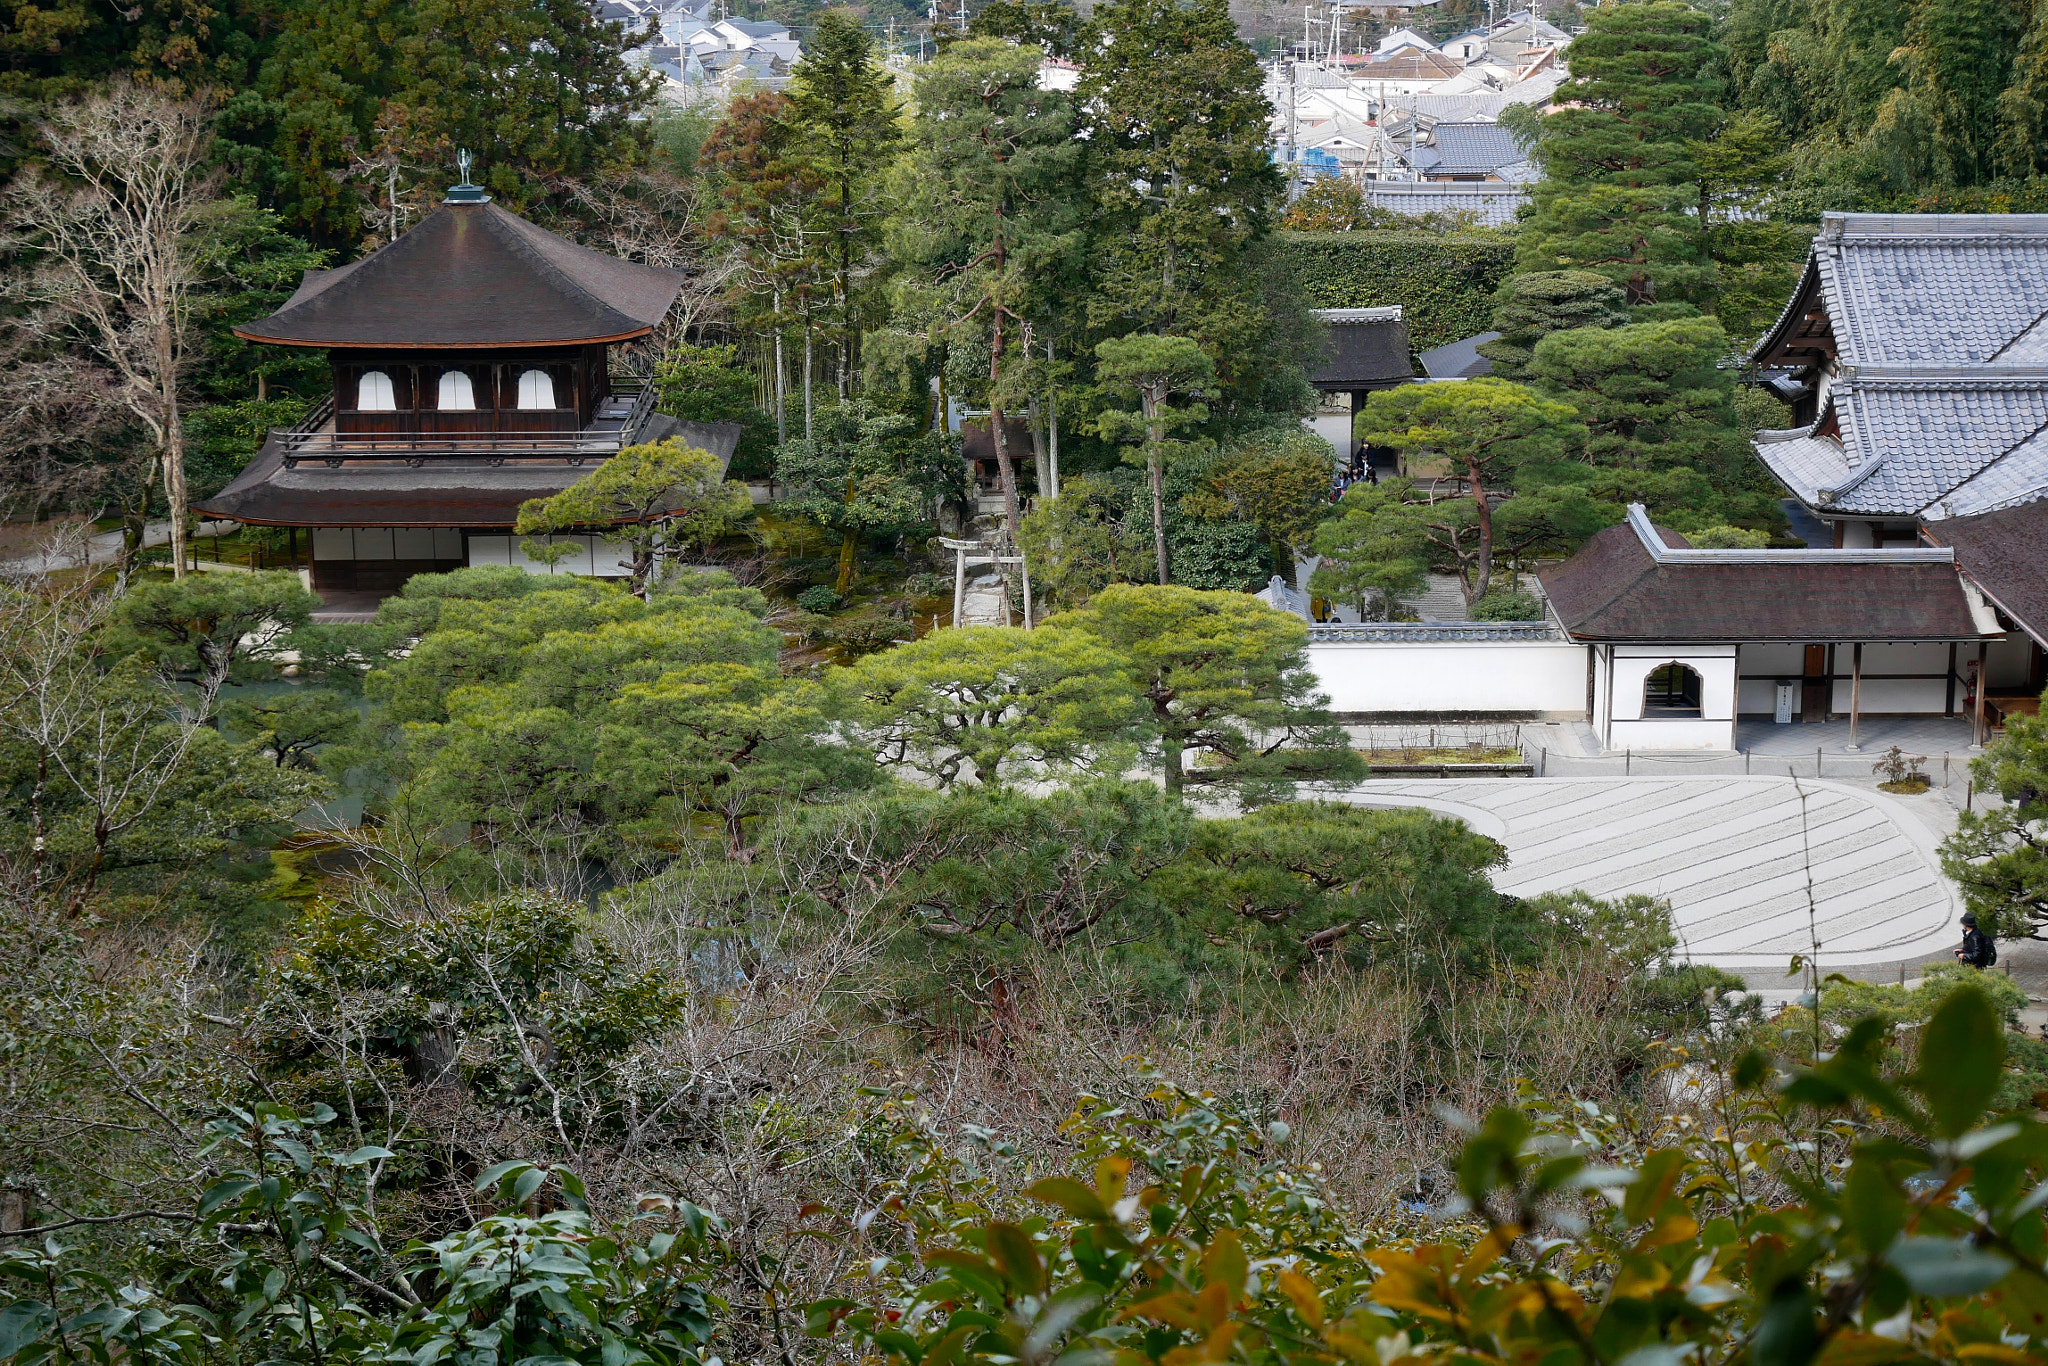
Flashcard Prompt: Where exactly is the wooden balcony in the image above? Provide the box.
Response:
[274,382,659,468]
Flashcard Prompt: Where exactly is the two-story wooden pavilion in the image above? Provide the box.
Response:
[196,175,737,611]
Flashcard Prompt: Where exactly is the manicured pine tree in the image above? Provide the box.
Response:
[1475,271,1630,380]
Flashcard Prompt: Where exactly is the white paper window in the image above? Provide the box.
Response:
[516,368,556,410]
[357,370,396,411]
[437,370,476,409]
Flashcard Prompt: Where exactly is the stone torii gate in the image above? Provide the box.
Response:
[938,535,1034,629]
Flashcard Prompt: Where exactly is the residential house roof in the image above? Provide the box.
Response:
[1377,26,1438,53]
[1360,180,1527,227]
[235,200,686,349]
[1428,121,1529,176]
[1349,51,1463,82]
[1749,214,2048,520]
[1539,506,1990,642]
[1922,500,2048,646]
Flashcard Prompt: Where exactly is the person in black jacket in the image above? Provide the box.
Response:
[1955,912,1997,969]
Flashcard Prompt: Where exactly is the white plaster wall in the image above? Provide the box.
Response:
[465,534,633,577]
[1599,645,1737,751]
[1609,718,1735,749]
[310,527,463,560]
[1308,413,1353,465]
[1305,640,1588,715]
[1831,678,1949,713]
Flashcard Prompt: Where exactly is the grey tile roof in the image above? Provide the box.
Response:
[1814,215,2048,364]
[1361,180,1527,227]
[1753,370,2048,518]
[1430,122,1528,174]
[1418,330,1499,378]
[1750,214,2048,519]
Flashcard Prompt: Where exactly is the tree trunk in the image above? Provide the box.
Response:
[117,467,154,591]
[989,310,1022,542]
[1144,390,1168,585]
[1148,448,1169,586]
[162,357,189,579]
[773,291,788,446]
[835,528,857,593]
[1026,393,1050,494]
[1159,706,1183,797]
[1466,456,1493,601]
[803,324,815,440]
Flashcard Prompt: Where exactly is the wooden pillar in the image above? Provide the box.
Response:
[1974,640,1989,749]
[1846,642,1863,751]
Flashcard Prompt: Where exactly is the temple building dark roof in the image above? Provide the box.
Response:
[194,417,740,527]
[1922,500,2048,648]
[235,201,686,349]
[1539,506,1994,643]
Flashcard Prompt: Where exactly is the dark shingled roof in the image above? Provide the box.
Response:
[192,418,740,527]
[1539,519,1988,642]
[1308,309,1414,389]
[1923,501,2048,646]
[235,202,686,349]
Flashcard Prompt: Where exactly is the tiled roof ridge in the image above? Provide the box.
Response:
[1835,365,2048,387]
[1820,211,2048,238]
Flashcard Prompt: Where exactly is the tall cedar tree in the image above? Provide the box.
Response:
[783,10,901,397]
[890,38,1088,541]
[1517,1,1725,306]
[1079,0,1282,402]
[701,92,824,444]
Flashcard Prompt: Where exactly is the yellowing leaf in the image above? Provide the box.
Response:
[1278,1267,1325,1328]
[1200,1230,1248,1307]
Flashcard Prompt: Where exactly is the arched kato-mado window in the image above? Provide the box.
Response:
[516,368,557,410]
[356,369,397,411]
[437,369,478,409]
[1643,663,1704,718]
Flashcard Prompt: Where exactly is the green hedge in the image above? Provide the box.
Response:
[1274,230,1517,351]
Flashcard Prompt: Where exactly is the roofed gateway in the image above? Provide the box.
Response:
[196,172,737,616]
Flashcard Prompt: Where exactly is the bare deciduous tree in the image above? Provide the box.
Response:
[3,81,222,580]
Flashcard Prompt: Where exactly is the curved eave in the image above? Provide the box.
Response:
[228,325,657,349]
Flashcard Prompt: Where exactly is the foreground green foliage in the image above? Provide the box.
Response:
[10,983,2048,1366]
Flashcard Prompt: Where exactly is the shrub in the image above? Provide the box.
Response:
[1467,587,1544,620]
[795,584,842,613]
[1274,229,1517,349]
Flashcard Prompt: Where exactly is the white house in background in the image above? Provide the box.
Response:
[599,0,803,105]
[1440,27,1490,62]
[1376,26,1438,55]
[1037,56,1081,91]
